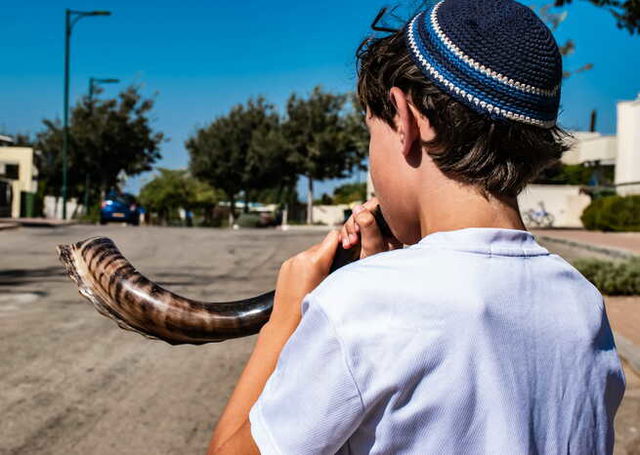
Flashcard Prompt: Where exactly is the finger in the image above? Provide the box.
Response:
[354,208,386,258]
[361,197,379,212]
[347,208,361,244]
[351,205,363,234]
[340,224,351,249]
[314,230,341,270]
[342,211,360,249]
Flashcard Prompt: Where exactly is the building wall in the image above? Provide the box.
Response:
[518,184,591,228]
[0,147,37,218]
[43,196,82,220]
[562,131,617,166]
[312,204,351,226]
[615,98,640,196]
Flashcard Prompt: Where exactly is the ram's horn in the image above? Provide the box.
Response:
[56,236,362,345]
[56,206,391,345]
[56,237,282,345]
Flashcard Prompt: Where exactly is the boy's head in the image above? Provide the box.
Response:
[356,0,569,240]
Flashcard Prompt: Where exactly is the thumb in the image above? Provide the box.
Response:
[314,230,341,270]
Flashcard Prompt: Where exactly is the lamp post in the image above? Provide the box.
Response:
[62,9,111,220]
[84,77,119,213]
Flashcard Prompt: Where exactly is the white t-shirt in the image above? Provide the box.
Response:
[249,228,626,454]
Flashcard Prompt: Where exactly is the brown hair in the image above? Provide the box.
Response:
[356,29,570,198]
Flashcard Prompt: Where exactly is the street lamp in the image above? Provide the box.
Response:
[62,9,112,220]
[84,77,119,212]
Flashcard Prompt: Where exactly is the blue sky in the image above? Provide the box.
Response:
[2,0,639,199]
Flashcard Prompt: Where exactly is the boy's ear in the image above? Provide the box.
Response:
[389,87,419,157]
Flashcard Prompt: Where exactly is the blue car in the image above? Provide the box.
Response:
[100,192,141,225]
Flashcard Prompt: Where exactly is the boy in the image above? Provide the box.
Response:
[208,0,626,453]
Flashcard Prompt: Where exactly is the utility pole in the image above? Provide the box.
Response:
[62,9,111,220]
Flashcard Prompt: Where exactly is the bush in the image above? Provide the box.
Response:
[79,203,101,224]
[236,213,262,228]
[581,195,640,231]
[573,257,640,295]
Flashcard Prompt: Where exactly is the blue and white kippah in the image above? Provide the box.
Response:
[404,0,562,128]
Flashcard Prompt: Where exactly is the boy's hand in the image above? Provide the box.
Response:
[340,198,402,258]
[268,230,341,331]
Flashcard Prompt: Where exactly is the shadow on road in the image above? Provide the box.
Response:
[0,266,66,287]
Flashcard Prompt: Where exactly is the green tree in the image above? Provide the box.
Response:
[333,182,367,204]
[283,86,367,223]
[35,85,164,209]
[0,131,32,146]
[187,97,288,225]
[554,0,640,34]
[138,168,220,225]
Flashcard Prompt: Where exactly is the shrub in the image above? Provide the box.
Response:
[236,213,262,228]
[581,195,640,231]
[573,257,640,295]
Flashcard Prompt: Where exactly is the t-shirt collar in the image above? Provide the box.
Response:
[412,227,549,257]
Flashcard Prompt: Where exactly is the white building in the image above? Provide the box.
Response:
[0,136,38,218]
[519,96,640,227]
[614,98,640,195]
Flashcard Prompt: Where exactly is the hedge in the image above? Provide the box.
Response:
[581,195,640,231]
[573,257,640,295]
[236,213,263,228]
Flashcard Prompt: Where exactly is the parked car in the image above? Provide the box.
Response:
[100,192,141,225]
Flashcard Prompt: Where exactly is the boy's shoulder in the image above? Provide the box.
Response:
[308,244,460,324]
[307,238,603,333]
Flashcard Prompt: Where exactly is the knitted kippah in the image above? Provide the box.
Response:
[404,0,562,128]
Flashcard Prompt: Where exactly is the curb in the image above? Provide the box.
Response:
[0,218,77,228]
[614,332,640,375]
[0,222,19,231]
[536,234,637,260]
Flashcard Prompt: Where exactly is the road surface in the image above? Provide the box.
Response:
[1,225,638,454]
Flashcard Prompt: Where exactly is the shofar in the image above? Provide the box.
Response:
[57,207,391,346]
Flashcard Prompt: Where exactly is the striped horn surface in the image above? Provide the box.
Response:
[56,206,391,345]
[57,237,277,345]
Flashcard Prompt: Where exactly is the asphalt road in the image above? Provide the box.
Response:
[0,225,327,455]
[1,225,638,454]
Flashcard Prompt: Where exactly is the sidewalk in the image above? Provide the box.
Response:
[0,221,19,231]
[530,229,640,373]
[605,296,640,374]
[532,228,640,257]
[0,217,75,228]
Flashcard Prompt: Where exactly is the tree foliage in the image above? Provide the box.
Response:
[333,182,367,204]
[554,0,640,34]
[283,86,368,222]
[35,85,164,203]
[284,87,366,182]
[534,162,614,185]
[0,131,32,146]
[187,97,293,223]
[138,168,221,225]
[187,89,368,225]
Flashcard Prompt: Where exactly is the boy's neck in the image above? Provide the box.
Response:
[417,182,526,238]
